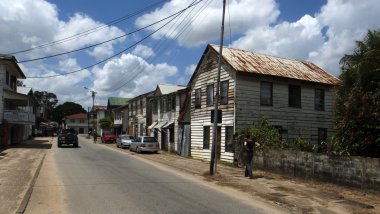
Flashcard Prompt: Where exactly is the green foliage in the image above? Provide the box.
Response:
[99,116,113,130]
[336,29,380,157]
[287,137,313,152]
[235,118,282,154]
[51,102,86,123]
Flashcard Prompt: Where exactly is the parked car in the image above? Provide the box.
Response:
[57,129,78,147]
[101,131,116,143]
[116,134,135,148]
[129,136,159,153]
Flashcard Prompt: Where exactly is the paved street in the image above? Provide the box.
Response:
[1,136,379,214]
[24,136,280,214]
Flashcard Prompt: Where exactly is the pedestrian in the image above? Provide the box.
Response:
[244,138,260,179]
[93,130,97,143]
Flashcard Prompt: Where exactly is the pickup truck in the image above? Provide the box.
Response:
[101,131,117,144]
[58,129,78,147]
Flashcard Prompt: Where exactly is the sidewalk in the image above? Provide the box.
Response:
[99,140,380,214]
[0,137,52,214]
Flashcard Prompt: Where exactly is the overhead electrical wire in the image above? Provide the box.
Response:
[26,0,205,79]
[6,0,168,55]
[105,0,213,93]
[105,0,203,91]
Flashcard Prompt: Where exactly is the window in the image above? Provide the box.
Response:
[161,97,167,112]
[220,80,229,104]
[315,89,325,111]
[140,99,143,114]
[195,88,201,108]
[10,75,16,90]
[206,84,214,106]
[225,126,234,153]
[318,128,327,143]
[70,119,75,123]
[152,99,158,113]
[203,126,210,149]
[79,119,85,123]
[288,85,301,108]
[171,95,176,111]
[260,81,273,106]
[6,71,9,85]
[140,123,144,136]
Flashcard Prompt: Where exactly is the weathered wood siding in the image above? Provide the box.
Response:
[235,73,336,144]
[190,51,236,163]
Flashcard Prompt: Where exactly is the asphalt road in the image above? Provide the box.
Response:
[25,136,280,214]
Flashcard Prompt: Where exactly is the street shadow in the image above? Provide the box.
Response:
[10,139,52,149]
[58,145,81,148]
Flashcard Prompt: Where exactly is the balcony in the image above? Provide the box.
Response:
[4,110,35,124]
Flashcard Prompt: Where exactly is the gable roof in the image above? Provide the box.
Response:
[64,113,87,119]
[0,55,26,79]
[189,44,339,86]
[156,84,186,96]
[107,97,130,108]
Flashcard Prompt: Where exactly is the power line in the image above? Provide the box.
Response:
[6,0,168,55]
[26,0,204,79]
[105,0,211,92]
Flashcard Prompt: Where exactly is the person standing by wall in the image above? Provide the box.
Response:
[93,129,97,143]
[244,138,260,179]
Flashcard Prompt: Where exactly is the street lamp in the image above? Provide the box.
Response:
[84,87,97,134]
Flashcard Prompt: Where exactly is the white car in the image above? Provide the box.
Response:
[116,134,135,149]
[130,136,159,153]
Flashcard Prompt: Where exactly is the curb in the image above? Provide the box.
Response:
[16,149,48,214]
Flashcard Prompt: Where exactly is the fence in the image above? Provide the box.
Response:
[253,150,380,191]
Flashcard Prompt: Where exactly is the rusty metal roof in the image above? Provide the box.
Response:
[210,44,339,85]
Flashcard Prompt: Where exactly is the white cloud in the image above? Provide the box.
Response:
[135,0,279,47]
[92,53,178,99]
[132,44,155,58]
[185,64,196,75]
[230,0,380,76]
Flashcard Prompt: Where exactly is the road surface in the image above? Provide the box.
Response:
[25,136,282,214]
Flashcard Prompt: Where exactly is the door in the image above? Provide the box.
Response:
[217,126,221,160]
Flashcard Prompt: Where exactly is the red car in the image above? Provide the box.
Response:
[101,131,116,144]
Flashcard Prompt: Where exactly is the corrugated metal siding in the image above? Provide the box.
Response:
[210,44,339,85]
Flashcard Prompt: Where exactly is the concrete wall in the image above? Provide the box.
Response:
[254,150,380,191]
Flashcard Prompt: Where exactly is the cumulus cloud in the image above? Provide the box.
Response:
[92,53,178,99]
[135,0,279,47]
[185,64,196,75]
[132,44,155,58]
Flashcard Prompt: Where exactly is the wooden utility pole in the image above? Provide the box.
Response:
[210,0,226,175]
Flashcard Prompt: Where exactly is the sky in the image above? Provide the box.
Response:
[1,0,379,110]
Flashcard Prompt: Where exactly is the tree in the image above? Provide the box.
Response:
[34,91,58,109]
[99,113,114,130]
[336,29,380,157]
[52,102,86,123]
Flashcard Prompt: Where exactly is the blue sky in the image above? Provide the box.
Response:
[1,0,379,110]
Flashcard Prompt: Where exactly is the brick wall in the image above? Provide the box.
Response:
[253,150,380,191]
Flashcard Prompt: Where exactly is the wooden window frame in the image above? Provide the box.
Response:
[288,85,301,108]
[194,88,201,108]
[206,84,214,106]
[203,126,210,149]
[260,81,273,106]
[225,126,234,153]
[220,80,229,105]
[314,89,325,111]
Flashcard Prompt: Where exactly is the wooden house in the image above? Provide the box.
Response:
[127,91,154,138]
[187,44,339,163]
[149,84,186,152]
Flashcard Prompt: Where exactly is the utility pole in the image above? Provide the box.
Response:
[210,0,226,175]
[84,87,97,133]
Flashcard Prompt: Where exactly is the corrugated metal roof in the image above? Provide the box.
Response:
[108,97,130,106]
[65,113,87,119]
[157,84,186,95]
[210,44,339,85]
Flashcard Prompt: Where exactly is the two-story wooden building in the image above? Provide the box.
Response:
[149,84,186,152]
[188,44,339,163]
[127,91,154,138]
